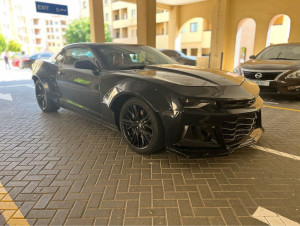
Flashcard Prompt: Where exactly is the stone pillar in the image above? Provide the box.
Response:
[288,15,300,43]
[253,22,269,55]
[164,22,168,35]
[137,0,156,47]
[168,6,180,49]
[89,0,105,43]
[187,48,191,56]
[210,0,228,69]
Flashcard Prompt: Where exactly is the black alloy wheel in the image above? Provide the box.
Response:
[35,80,59,112]
[120,98,164,154]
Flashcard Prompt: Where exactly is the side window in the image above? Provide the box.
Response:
[64,48,96,66]
[129,53,138,63]
[63,49,76,65]
[164,50,177,58]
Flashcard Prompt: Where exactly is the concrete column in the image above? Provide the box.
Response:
[198,48,202,57]
[253,22,269,55]
[120,28,123,38]
[288,15,300,43]
[210,0,228,69]
[187,48,191,56]
[168,6,180,49]
[137,0,156,47]
[89,0,105,43]
[164,22,168,35]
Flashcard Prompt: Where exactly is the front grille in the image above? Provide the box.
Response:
[243,70,282,80]
[222,113,257,149]
[218,99,256,109]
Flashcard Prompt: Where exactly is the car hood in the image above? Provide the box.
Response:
[137,64,244,87]
[242,59,300,71]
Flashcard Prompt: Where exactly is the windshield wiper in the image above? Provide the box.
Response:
[121,65,147,70]
[268,57,298,60]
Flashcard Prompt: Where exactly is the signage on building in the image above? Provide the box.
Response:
[35,1,68,16]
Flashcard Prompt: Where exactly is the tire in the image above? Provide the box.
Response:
[119,98,165,155]
[35,80,60,112]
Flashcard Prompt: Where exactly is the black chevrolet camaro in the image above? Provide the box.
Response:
[32,43,264,157]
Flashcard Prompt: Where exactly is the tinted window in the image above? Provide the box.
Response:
[162,50,179,58]
[256,45,300,60]
[95,45,176,70]
[64,48,95,65]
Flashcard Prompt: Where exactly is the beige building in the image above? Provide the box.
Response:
[0,0,81,55]
[87,0,300,71]
[80,0,210,57]
[2,0,296,69]
[110,1,170,50]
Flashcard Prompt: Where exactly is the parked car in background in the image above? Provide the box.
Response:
[20,52,53,69]
[234,43,300,95]
[11,53,23,67]
[32,43,263,157]
[159,49,196,66]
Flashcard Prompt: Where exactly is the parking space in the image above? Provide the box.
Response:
[0,67,299,225]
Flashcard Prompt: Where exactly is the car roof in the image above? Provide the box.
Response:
[159,49,177,51]
[270,43,300,47]
[63,42,145,50]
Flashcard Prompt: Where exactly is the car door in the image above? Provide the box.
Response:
[56,47,102,117]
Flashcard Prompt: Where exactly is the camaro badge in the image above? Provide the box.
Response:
[255,73,263,79]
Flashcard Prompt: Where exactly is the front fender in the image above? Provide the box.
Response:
[32,60,60,102]
[103,80,184,145]
[102,80,177,115]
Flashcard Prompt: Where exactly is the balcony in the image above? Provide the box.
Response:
[112,2,129,11]
[156,11,169,23]
[113,18,136,29]
[113,37,137,44]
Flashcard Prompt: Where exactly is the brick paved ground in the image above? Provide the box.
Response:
[0,70,299,225]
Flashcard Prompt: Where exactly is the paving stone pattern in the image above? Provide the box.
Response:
[0,83,299,225]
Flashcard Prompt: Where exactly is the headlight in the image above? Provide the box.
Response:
[180,97,216,109]
[233,67,242,75]
[286,70,300,79]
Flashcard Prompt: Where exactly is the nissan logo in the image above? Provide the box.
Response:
[255,73,263,79]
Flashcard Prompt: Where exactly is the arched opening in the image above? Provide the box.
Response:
[234,18,256,68]
[176,17,212,67]
[266,14,291,47]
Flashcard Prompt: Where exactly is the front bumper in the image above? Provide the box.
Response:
[268,80,300,94]
[166,108,263,158]
[247,79,300,95]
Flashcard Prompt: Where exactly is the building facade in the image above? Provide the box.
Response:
[0,0,81,55]
[80,0,209,57]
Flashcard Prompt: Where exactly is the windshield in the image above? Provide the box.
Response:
[175,50,187,57]
[256,45,300,60]
[95,45,177,70]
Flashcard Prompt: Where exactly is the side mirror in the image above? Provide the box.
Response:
[249,55,256,60]
[74,60,100,72]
